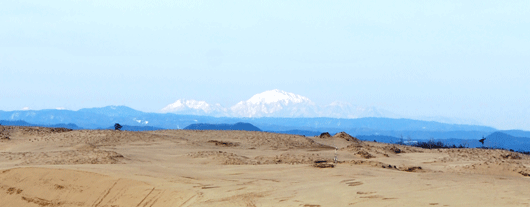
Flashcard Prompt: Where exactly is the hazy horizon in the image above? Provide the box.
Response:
[1,1,529,130]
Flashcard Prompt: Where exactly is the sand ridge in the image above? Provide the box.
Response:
[1,126,530,206]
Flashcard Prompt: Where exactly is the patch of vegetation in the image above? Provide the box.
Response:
[400,139,530,157]
[411,140,467,149]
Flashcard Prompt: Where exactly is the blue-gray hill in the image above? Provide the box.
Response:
[483,132,530,151]
[0,106,507,139]
[184,122,261,131]
[0,120,81,129]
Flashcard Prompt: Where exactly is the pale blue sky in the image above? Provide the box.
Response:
[1,0,529,130]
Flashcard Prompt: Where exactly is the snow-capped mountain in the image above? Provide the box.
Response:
[161,99,227,116]
[161,89,395,118]
[230,89,318,117]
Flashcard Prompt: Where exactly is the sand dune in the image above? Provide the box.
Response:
[0,167,194,207]
[1,126,530,206]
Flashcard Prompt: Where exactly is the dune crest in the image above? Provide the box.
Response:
[1,126,530,206]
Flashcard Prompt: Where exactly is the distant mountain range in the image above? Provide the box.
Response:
[2,114,530,151]
[354,132,530,152]
[415,132,530,152]
[0,120,82,129]
[161,89,396,119]
[0,120,164,132]
[0,104,502,141]
[184,122,261,131]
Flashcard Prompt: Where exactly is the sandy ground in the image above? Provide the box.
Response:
[1,126,530,207]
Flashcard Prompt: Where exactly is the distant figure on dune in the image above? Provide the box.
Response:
[479,137,486,147]
[114,123,122,131]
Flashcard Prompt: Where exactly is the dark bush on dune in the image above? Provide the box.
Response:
[412,140,467,149]
[410,140,530,156]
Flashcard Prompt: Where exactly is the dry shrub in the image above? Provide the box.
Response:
[401,166,423,172]
[208,140,240,147]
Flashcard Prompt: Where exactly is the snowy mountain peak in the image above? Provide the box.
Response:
[160,90,395,119]
[246,89,312,105]
[161,99,220,113]
[230,90,317,117]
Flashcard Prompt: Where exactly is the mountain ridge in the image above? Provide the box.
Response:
[184,122,261,131]
[0,106,500,141]
[160,89,392,118]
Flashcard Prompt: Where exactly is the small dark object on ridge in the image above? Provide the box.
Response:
[114,123,122,131]
[479,137,486,145]
[382,165,397,169]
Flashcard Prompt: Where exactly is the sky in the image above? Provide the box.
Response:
[1,0,529,130]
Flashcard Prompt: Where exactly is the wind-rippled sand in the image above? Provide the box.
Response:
[1,126,530,206]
